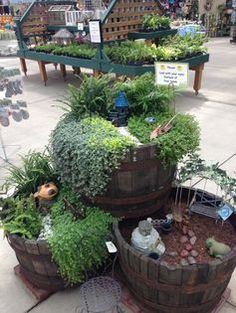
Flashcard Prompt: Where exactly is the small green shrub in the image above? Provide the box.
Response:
[0,196,42,239]
[51,116,134,197]
[115,73,176,116]
[48,192,114,284]
[33,43,58,53]
[33,43,97,59]
[142,14,171,31]
[152,34,208,61]
[59,74,114,118]
[104,41,154,65]
[5,150,58,197]
[128,113,200,166]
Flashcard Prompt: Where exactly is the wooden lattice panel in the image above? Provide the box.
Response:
[22,4,50,36]
[102,0,162,41]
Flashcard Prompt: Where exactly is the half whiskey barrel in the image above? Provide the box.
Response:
[113,189,236,313]
[87,144,176,218]
[7,234,66,291]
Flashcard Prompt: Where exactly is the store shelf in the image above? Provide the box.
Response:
[101,53,210,76]
[23,50,100,69]
[47,25,78,32]
[128,28,177,40]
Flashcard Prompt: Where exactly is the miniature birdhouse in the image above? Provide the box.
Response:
[52,28,74,45]
[107,91,129,127]
[115,91,129,112]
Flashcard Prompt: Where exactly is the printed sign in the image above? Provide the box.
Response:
[155,62,189,87]
[77,22,84,31]
[89,20,102,43]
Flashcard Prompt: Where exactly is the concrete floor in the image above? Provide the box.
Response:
[0,37,236,313]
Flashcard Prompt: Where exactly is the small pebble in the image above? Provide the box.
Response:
[188,256,197,265]
[185,243,193,252]
[180,235,188,244]
[180,258,189,266]
[188,229,195,237]
[167,251,178,257]
[190,236,197,245]
[180,249,189,258]
[182,226,188,235]
[191,250,199,257]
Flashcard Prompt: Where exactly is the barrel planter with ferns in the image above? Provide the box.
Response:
[7,234,66,292]
[113,188,236,313]
[89,144,176,219]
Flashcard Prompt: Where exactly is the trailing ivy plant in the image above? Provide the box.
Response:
[59,74,114,118]
[128,113,200,166]
[0,196,42,239]
[48,190,114,284]
[5,150,58,197]
[178,153,236,207]
[51,116,134,198]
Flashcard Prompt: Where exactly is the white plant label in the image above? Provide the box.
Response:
[89,20,102,43]
[77,23,84,31]
[155,62,189,88]
[105,241,117,253]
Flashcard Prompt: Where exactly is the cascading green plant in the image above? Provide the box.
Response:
[51,116,135,198]
[48,190,115,284]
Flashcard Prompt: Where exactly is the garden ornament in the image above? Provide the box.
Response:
[205,237,231,259]
[107,91,129,127]
[34,182,58,212]
[150,113,178,140]
[131,220,165,256]
[34,182,58,201]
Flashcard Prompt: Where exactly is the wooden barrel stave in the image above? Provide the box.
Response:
[87,144,176,218]
[8,234,65,291]
[113,215,236,313]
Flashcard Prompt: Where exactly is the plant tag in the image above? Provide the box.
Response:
[77,23,84,31]
[217,204,233,221]
[156,243,165,255]
[105,241,117,253]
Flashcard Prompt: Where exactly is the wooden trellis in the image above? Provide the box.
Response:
[102,0,162,41]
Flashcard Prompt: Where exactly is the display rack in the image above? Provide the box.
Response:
[15,0,209,94]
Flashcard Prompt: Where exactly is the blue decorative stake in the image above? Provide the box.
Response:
[115,91,129,110]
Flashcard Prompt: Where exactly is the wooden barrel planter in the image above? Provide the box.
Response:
[7,234,66,292]
[86,144,176,219]
[113,189,236,313]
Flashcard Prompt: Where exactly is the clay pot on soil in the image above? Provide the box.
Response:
[160,222,172,234]
[148,252,160,260]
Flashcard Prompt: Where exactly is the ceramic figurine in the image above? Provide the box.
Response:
[34,182,58,212]
[131,220,165,256]
[205,237,231,259]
